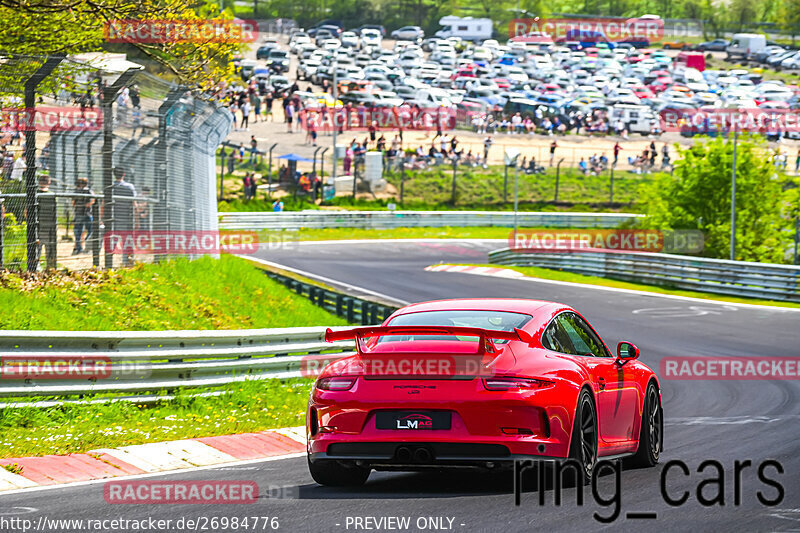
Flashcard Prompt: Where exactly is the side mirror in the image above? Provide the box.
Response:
[616,341,640,365]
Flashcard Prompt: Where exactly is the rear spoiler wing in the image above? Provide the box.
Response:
[325,326,533,355]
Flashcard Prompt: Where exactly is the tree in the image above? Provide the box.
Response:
[0,0,243,90]
[728,0,760,31]
[778,0,800,43]
[640,137,787,263]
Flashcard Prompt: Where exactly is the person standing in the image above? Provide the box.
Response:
[795,149,800,174]
[242,172,253,200]
[227,147,235,175]
[264,91,274,121]
[613,141,621,167]
[36,175,58,269]
[549,139,558,166]
[344,143,354,175]
[285,100,295,132]
[252,92,261,123]
[483,135,493,163]
[249,135,258,165]
[110,168,136,266]
[72,177,95,255]
[241,100,251,130]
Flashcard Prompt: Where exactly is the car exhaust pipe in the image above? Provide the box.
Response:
[396,446,412,462]
[414,447,432,463]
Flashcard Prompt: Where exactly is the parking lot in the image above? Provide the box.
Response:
[223,23,800,180]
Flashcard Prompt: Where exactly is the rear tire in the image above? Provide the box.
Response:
[307,456,370,487]
[627,382,662,468]
[567,390,597,485]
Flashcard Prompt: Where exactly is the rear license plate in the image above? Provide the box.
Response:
[376,411,451,430]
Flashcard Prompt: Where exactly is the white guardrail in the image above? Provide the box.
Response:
[489,248,800,303]
[0,328,355,402]
[219,211,644,231]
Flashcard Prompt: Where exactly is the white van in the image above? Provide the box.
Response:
[435,16,492,42]
[610,104,657,134]
[726,33,766,60]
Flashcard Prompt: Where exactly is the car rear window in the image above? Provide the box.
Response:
[388,310,531,332]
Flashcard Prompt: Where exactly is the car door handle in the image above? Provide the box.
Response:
[597,377,606,390]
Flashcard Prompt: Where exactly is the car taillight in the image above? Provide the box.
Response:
[483,377,555,391]
[316,376,356,391]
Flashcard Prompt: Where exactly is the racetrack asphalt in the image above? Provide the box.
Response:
[1,239,797,532]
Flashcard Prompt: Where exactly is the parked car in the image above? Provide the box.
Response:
[353,24,386,37]
[694,39,728,51]
[256,43,279,60]
[340,31,359,48]
[266,49,290,73]
[391,26,425,42]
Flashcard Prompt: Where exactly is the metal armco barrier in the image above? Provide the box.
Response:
[0,328,355,399]
[489,248,800,302]
[262,269,399,325]
[219,211,643,231]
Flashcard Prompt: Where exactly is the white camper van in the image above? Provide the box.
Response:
[726,33,766,60]
[435,16,493,42]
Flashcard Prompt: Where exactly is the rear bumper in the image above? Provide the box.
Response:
[308,441,563,468]
[308,434,568,462]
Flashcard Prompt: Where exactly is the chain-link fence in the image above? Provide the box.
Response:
[0,54,232,271]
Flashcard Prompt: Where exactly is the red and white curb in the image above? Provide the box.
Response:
[424,264,524,279]
[0,426,306,492]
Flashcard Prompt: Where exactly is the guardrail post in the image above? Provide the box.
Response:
[336,294,344,317]
[361,300,369,325]
[370,304,378,324]
[346,298,354,323]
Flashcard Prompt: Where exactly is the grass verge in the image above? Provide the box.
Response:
[0,379,313,458]
[0,256,343,457]
[0,255,347,330]
[463,263,800,309]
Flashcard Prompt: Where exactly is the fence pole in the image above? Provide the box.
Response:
[609,165,614,204]
[219,148,226,201]
[153,88,184,263]
[102,68,138,270]
[267,142,278,201]
[24,55,64,272]
[554,158,565,202]
[400,161,405,205]
[451,157,457,205]
[504,164,508,203]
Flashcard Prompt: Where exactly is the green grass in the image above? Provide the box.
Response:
[384,166,654,209]
[0,255,348,330]
[0,379,313,458]
[0,257,345,457]
[465,263,800,309]
[218,165,660,213]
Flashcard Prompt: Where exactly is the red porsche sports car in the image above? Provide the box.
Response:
[306,299,663,486]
